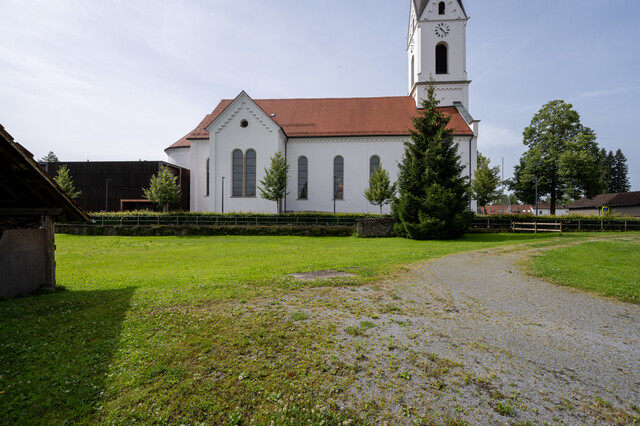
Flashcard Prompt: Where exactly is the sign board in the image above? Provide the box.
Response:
[602,206,610,214]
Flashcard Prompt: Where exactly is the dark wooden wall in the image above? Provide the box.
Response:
[40,161,190,212]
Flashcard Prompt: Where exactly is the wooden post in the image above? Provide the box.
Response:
[42,215,56,291]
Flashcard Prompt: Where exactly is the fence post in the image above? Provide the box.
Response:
[578,220,580,231]
[601,220,603,231]
[625,220,627,232]
[534,221,537,234]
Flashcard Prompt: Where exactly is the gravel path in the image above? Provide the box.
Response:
[287,242,640,424]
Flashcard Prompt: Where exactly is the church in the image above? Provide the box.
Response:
[165,0,478,214]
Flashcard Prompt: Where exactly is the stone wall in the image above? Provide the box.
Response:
[356,218,395,238]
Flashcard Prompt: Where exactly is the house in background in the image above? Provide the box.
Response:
[479,204,568,216]
[569,192,640,217]
[40,162,190,212]
[166,0,478,214]
[1,124,89,297]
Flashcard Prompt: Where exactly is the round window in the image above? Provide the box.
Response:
[240,119,249,128]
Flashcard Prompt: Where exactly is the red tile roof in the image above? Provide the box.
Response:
[569,192,640,209]
[167,96,473,150]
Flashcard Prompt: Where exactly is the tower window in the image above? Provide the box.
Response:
[333,156,344,200]
[439,2,445,15]
[436,43,448,74]
[298,156,308,199]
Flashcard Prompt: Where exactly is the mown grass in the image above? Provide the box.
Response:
[0,232,626,423]
[530,237,640,303]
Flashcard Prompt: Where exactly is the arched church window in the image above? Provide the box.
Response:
[411,56,415,88]
[439,2,445,15]
[232,150,243,197]
[245,149,256,197]
[370,155,380,176]
[205,158,210,197]
[436,43,448,74]
[298,156,308,199]
[333,156,344,200]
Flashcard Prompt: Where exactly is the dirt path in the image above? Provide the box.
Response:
[281,241,640,424]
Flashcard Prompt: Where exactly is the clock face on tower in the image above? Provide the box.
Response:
[435,23,451,38]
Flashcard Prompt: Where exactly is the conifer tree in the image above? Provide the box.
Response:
[143,166,181,212]
[392,84,474,240]
[610,149,631,193]
[364,163,396,215]
[259,151,289,213]
[40,151,59,162]
[601,149,614,193]
[54,165,81,199]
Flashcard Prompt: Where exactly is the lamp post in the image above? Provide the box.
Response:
[535,176,539,217]
[221,177,225,214]
[105,178,112,212]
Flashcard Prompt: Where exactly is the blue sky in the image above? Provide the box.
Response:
[1,0,638,190]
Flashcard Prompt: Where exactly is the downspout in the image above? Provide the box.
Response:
[284,139,287,214]
[469,135,473,211]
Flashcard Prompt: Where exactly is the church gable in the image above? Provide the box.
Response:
[414,0,467,21]
[205,91,281,137]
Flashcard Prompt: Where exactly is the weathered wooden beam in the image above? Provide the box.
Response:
[41,215,56,291]
[0,208,63,216]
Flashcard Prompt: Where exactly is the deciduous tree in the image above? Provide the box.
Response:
[392,84,474,240]
[143,166,181,212]
[364,163,396,215]
[259,151,289,213]
[471,152,500,208]
[54,165,81,199]
[510,100,603,214]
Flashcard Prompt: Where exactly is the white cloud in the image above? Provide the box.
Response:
[478,122,521,149]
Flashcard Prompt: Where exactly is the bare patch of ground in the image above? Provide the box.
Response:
[270,242,640,424]
[290,270,357,280]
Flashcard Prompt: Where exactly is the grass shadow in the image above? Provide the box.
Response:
[0,287,135,423]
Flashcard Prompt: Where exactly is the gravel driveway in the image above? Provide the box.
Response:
[288,242,640,424]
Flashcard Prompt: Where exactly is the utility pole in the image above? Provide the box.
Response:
[535,176,539,217]
[105,178,112,212]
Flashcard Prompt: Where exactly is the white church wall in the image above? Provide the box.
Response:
[285,137,408,214]
[189,140,210,212]
[166,147,191,170]
[208,98,286,214]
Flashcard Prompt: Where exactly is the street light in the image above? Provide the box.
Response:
[535,176,539,217]
[105,178,112,212]
[221,177,225,214]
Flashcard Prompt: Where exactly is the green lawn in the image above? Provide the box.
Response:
[529,237,640,303]
[0,232,626,424]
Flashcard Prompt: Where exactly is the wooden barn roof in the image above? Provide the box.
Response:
[167,95,473,150]
[0,124,89,222]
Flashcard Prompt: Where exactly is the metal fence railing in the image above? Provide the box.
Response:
[88,215,360,227]
[75,215,640,233]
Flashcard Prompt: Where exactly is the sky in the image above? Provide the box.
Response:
[1,0,639,191]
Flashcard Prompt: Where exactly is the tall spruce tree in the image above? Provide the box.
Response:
[391,84,474,240]
[601,149,614,193]
[610,149,631,193]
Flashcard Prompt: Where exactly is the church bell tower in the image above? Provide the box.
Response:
[408,0,471,109]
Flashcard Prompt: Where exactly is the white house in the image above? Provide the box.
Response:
[166,0,478,214]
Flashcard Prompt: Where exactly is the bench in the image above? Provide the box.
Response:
[512,221,562,234]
